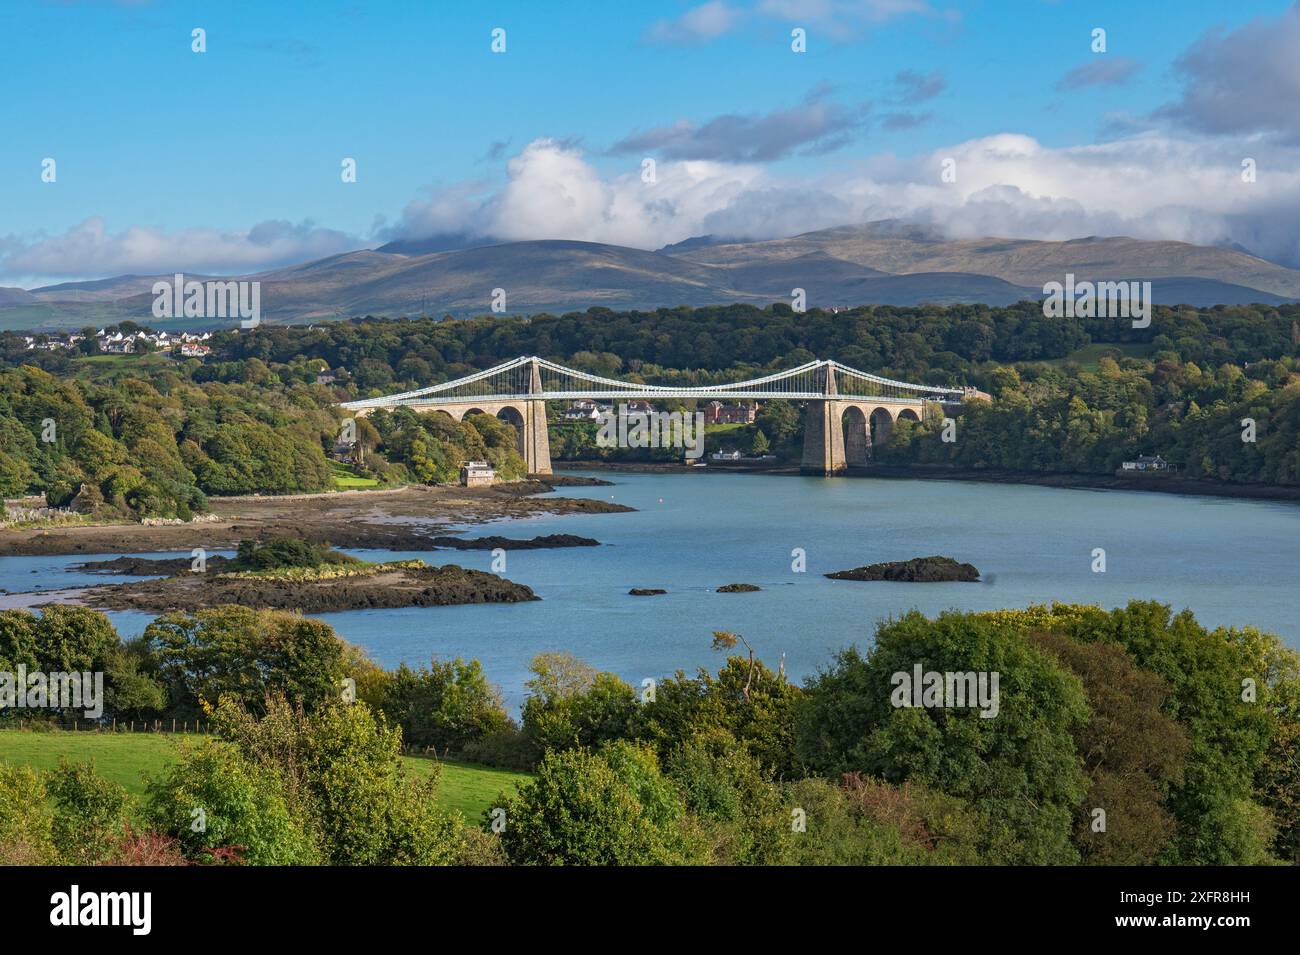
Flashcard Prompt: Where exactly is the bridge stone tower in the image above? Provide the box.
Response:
[524,358,552,476]
[801,363,847,475]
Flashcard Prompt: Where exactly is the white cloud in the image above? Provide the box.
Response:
[757,0,951,38]
[1055,57,1143,92]
[646,0,949,44]
[481,139,763,248]
[1160,2,1300,141]
[1,217,358,286]
[609,85,869,161]
[12,128,1300,287]
[385,132,1300,266]
[646,1,744,44]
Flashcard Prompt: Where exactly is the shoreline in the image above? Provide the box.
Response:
[6,460,1294,564]
[0,479,630,558]
[555,460,1300,504]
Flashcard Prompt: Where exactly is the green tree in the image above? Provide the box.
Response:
[665,728,791,864]
[521,653,638,757]
[0,764,57,864]
[211,696,459,865]
[146,739,319,865]
[796,610,1090,864]
[497,741,703,865]
[979,602,1284,865]
[143,607,349,717]
[377,657,511,755]
[1029,631,1187,864]
[46,761,130,864]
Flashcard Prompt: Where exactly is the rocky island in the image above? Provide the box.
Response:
[61,538,538,614]
[825,556,981,583]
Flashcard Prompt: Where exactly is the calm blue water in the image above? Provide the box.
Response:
[2,473,1297,711]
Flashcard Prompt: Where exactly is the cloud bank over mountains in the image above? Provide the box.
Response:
[4,3,1300,285]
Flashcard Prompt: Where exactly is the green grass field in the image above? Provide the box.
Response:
[330,460,381,489]
[1055,342,1156,371]
[0,729,530,822]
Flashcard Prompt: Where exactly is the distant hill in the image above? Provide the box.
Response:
[4,222,1298,331]
[373,233,501,256]
[676,224,1300,299]
[655,235,744,254]
[0,288,37,307]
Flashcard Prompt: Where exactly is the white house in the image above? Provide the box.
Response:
[1121,454,1171,472]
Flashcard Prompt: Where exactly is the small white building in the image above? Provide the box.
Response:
[1121,454,1171,472]
[460,460,496,487]
[563,399,610,421]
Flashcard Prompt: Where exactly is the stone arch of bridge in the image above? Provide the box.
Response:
[415,399,550,475]
[841,405,870,467]
[495,405,527,455]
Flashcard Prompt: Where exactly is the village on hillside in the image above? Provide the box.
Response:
[19,327,214,357]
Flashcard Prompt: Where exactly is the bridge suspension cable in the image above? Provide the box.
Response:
[341,356,969,410]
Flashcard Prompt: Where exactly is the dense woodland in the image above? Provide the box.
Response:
[3,304,1299,866]
[3,301,1300,517]
[2,600,1296,866]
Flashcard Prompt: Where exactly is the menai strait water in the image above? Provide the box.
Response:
[2,471,1297,711]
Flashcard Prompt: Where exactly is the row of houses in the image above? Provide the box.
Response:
[21,329,214,357]
[562,399,758,424]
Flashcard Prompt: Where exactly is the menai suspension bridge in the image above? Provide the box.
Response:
[341,356,985,475]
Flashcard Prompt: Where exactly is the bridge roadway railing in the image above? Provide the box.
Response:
[344,391,966,409]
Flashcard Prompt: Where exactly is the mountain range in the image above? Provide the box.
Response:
[4,222,1298,331]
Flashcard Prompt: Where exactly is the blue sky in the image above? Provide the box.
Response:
[2,0,1299,284]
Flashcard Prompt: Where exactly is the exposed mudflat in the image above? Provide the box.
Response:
[71,564,539,614]
[1,481,632,558]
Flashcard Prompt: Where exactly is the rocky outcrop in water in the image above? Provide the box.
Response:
[628,588,668,596]
[430,534,600,550]
[71,555,233,575]
[75,564,538,613]
[825,556,980,583]
[717,583,761,592]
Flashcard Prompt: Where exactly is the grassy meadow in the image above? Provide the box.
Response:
[0,728,529,823]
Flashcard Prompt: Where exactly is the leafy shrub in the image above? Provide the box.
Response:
[0,764,57,864]
[520,653,638,758]
[145,739,320,865]
[233,537,358,571]
[46,761,130,864]
[211,695,460,865]
[497,741,704,865]
[375,657,512,756]
[664,729,791,864]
